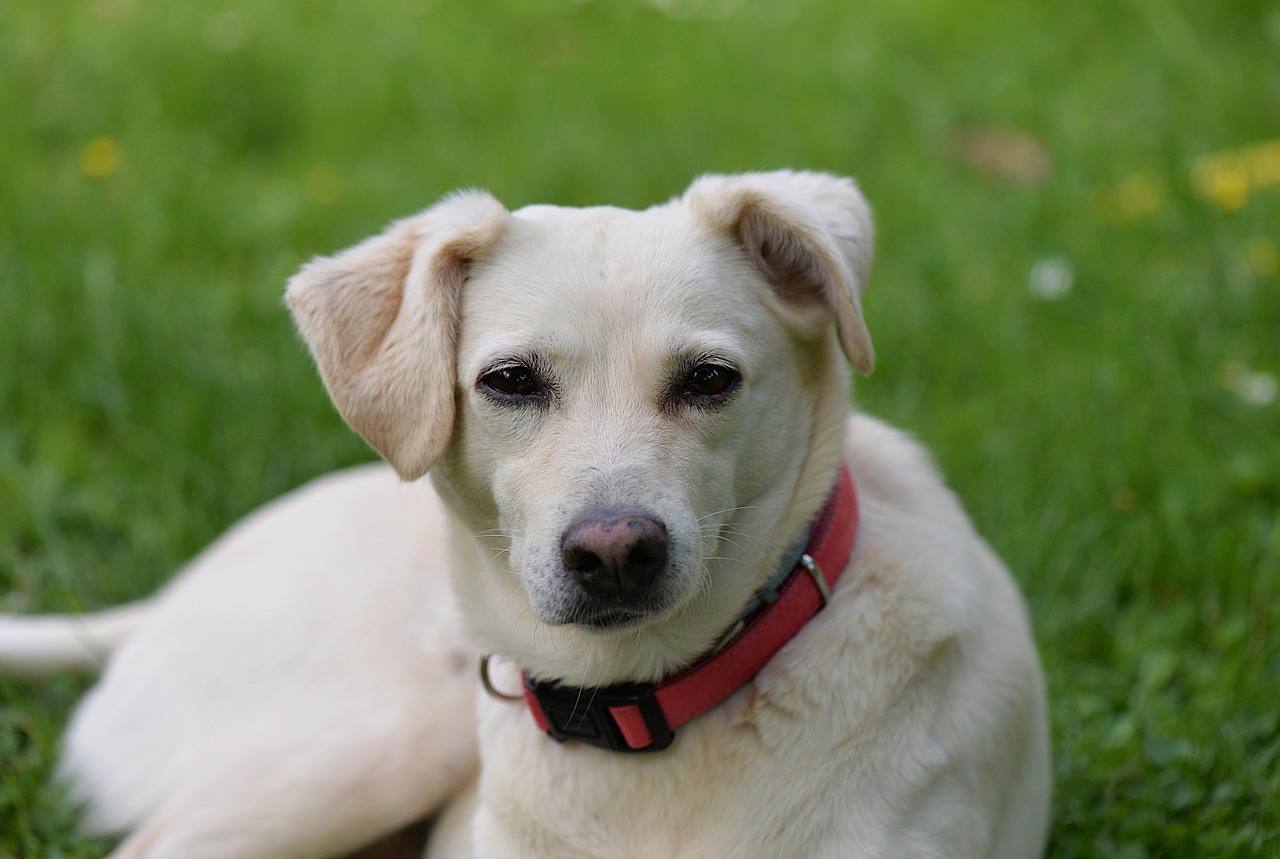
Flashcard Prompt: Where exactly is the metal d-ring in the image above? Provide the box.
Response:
[799,554,831,607]
[479,653,524,702]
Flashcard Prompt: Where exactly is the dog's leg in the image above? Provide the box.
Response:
[103,815,417,859]
[66,654,480,859]
[103,810,342,859]
[97,741,476,859]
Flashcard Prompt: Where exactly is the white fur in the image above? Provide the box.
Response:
[62,467,479,859]
[0,602,149,675]
[3,172,1050,858]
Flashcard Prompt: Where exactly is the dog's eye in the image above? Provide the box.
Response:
[682,363,741,400]
[479,364,545,400]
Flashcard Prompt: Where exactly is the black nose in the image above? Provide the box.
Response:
[561,513,669,600]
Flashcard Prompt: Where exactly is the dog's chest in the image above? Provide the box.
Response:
[470,672,855,859]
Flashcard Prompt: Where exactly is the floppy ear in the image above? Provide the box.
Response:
[286,191,509,479]
[682,170,875,375]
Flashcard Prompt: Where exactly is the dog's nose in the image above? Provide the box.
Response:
[561,514,669,600]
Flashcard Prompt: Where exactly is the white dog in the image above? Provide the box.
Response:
[0,171,1051,859]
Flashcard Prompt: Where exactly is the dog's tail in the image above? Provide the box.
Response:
[0,601,151,676]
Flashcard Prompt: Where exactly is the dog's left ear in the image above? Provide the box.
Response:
[683,170,875,375]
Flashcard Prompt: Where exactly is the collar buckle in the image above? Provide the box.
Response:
[523,677,674,753]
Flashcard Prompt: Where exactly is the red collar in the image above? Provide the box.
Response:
[520,464,859,753]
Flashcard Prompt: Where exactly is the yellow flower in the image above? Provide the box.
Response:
[80,136,120,178]
[1190,138,1280,211]
[1191,153,1249,211]
[1091,170,1165,221]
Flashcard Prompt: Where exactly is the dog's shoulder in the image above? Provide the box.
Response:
[832,413,1041,702]
[843,412,998,601]
[827,412,1010,663]
[842,412,961,525]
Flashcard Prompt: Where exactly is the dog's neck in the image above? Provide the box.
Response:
[517,462,858,753]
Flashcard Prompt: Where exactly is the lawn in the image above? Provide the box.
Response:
[1,0,1277,855]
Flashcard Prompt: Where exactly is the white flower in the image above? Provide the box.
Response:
[1028,256,1074,301]
[1239,371,1278,407]
[1217,361,1277,408]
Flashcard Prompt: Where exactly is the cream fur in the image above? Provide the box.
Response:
[1,171,1050,859]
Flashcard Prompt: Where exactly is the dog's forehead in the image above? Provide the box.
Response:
[459,203,769,358]
[496,202,724,287]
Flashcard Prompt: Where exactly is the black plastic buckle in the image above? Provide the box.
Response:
[524,677,675,753]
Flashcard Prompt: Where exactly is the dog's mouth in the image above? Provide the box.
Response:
[556,604,654,631]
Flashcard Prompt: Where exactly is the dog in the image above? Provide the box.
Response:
[0,171,1051,858]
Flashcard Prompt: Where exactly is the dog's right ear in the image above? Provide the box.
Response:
[286,192,509,480]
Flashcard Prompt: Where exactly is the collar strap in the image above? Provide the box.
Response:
[522,463,859,753]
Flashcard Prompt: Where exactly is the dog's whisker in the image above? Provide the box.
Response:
[473,528,525,538]
[484,550,514,568]
[701,532,781,569]
[714,526,790,553]
[695,503,799,523]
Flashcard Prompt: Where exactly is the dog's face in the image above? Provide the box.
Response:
[287,172,875,685]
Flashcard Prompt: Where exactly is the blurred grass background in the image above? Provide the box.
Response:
[1,0,1277,855]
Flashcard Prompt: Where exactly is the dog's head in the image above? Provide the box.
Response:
[288,172,874,685]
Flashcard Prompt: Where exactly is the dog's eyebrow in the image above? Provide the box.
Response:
[472,336,561,372]
[666,337,747,373]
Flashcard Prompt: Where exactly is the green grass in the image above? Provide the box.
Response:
[1,0,1277,855]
